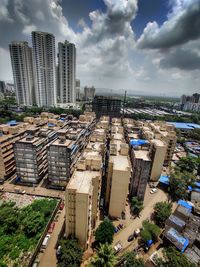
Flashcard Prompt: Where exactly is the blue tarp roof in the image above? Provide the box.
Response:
[48,123,55,127]
[195,182,200,188]
[130,139,148,146]
[168,122,200,130]
[178,200,193,211]
[159,175,169,185]
[146,240,153,247]
[7,120,18,126]
[167,228,189,252]
[168,215,185,228]
[194,188,200,193]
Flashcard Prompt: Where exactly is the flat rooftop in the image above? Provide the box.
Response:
[168,122,200,130]
[51,138,75,147]
[151,139,166,147]
[134,150,151,161]
[67,170,100,194]
[110,155,130,171]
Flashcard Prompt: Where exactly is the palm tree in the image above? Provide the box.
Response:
[131,197,143,216]
[89,243,117,267]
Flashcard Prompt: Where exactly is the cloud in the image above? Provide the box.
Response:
[137,0,200,49]
[160,41,200,70]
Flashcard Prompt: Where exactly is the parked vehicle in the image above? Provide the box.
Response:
[48,222,55,234]
[128,234,134,242]
[150,188,157,194]
[114,242,122,254]
[134,228,140,237]
[59,202,64,210]
[41,234,50,248]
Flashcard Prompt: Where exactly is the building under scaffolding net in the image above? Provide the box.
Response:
[92,95,122,118]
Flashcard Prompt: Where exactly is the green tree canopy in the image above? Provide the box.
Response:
[176,157,199,173]
[141,220,160,243]
[89,243,117,267]
[119,252,145,267]
[169,170,196,200]
[95,218,115,245]
[130,197,144,216]
[157,247,196,267]
[57,238,83,267]
[154,201,172,227]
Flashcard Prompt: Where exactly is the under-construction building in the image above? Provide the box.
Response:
[92,95,121,118]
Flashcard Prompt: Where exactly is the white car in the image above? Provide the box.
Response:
[150,188,157,194]
[114,242,122,254]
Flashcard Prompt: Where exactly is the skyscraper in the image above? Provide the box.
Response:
[58,40,76,104]
[9,41,35,106]
[32,31,56,107]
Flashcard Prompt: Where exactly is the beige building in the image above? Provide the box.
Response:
[149,139,167,181]
[0,129,26,182]
[65,145,102,248]
[106,120,131,218]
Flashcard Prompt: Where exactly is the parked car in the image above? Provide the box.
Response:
[48,222,55,234]
[128,234,134,242]
[134,228,140,237]
[59,202,64,210]
[41,234,50,248]
[114,242,122,254]
[150,188,157,194]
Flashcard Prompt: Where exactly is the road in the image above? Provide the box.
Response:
[37,208,65,267]
[113,186,175,252]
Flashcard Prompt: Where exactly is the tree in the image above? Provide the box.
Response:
[176,157,199,173]
[140,220,160,243]
[57,238,83,267]
[119,252,145,267]
[130,197,144,216]
[95,218,115,245]
[169,170,196,200]
[156,247,196,267]
[89,243,117,267]
[154,201,172,227]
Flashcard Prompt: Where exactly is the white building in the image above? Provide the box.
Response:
[32,31,56,107]
[58,40,76,104]
[9,41,35,106]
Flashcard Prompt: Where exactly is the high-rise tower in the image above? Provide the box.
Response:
[58,40,76,104]
[32,31,56,107]
[9,41,35,106]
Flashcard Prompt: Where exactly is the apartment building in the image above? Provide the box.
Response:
[65,142,102,248]
[92,96,121,118]
[76,79,80,101]
[48,114,96,186]
[9,41,35,106]
[106,119,131,218]
[149,139,167,181]
[0,127,27,182]
[146,122,177,166]
[84,86,95,101]
[14,128,57,184]
[130,147,151,201]
[32,31,56,107]
[58,40,76,104]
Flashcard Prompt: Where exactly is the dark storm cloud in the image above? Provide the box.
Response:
[137,0,200,49]
[160,45,200,70]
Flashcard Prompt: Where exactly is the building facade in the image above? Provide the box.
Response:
[76,79,80,101]
[84,86,95,101]
[9,41,35,106]
[32,31,56,107]
[58,40,76,104]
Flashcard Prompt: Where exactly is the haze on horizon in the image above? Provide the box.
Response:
[0,0,200,97]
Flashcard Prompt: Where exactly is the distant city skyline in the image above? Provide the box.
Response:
[0,0,200,97]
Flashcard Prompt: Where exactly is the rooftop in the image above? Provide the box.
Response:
[67,170,100,194]
[134,150,151,161]
[168,122,200,130]
[111,155,130,171]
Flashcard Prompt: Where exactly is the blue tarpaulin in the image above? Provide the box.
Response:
[130,139,148,146]
[194,188,200,193]
[48,123,55,127]
[178,200,193,211]
[166,228,189,253]
[195,182,200,188]
[159,175,169,185]
[146,240,153,247]
[168,122,200,130]
[7,120,17,126]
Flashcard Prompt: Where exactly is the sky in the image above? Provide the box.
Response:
[0,0,200,97]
